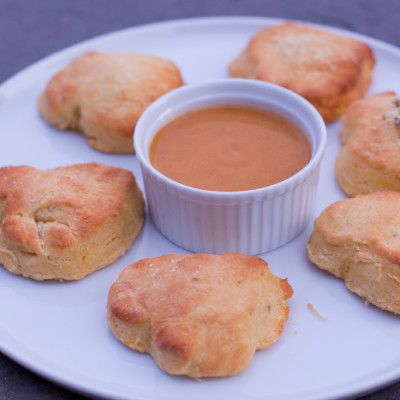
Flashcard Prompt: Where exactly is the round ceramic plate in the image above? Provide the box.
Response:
[0,16,399,400]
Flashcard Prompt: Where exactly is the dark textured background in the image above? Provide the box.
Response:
[1,0,400,399]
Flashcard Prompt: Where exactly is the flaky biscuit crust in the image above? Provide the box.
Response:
[107,252,292,378]
[335,92,400,196]
[38,52,184,153]
[0,163,145,280]
[307,191,400,314]
[228,22,375,123]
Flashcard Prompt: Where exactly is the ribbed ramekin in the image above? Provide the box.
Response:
[134,79,326,254]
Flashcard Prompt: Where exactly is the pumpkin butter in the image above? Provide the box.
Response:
[150,105,311,192]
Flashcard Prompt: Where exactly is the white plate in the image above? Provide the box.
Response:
[0,16,400,400]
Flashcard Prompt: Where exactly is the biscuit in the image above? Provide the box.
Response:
[307,191,400,314]
[38,51,184,153]
[0,162,144,280]
[107,252,292,378]
[335,92,400,196]
[228,22,375,123]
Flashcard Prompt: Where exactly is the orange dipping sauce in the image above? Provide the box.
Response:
[150,105,311,192]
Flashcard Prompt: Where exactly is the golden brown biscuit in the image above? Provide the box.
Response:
[335,92,400,196]
[38,51,184,153]
[107,252,293,378]
[307,191,400,314]
[228,22,375,123]
[0,162,144,280]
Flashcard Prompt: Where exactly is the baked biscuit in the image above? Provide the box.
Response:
[228,22,375,123]
[38,51,184,153]
[307,191,400,314]
[107,252,293,378]
[0,163,144,280]
[335,92,400,196]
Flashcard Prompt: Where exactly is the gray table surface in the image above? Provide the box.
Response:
[0,0,399,399]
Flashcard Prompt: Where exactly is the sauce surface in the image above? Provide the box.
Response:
[150,105,311,192]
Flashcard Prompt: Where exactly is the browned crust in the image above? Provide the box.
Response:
[307,191,400,314]
[0,162,145,280]
[38,52,184,153]
[335,92,400,196]
[107,252,292,378]
[228,22,375,123]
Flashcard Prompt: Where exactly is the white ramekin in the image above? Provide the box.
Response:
[134,79,326,255]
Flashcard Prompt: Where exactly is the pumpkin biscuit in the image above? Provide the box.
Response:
[228,22,375,123]
[0,162,144,280]
[335,92,400,196]
[107,252,292,378]
[307,191,400,314]
[38,52,184,153]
